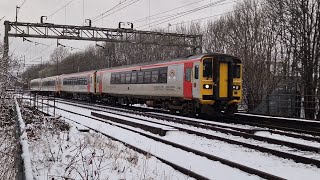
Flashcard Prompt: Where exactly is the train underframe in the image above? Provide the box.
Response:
[32,91,237,117]
[95,93,238,117]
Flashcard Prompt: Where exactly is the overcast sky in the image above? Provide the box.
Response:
[0,0,236,67]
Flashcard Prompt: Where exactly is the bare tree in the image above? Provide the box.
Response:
[266,0,320,119]
[49,47,70,76]
[204,0,281,110]
[0,42,18,179]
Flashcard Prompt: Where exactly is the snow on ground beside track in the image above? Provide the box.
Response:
[20,105,193,179]
[96,111,176,130]
[37,99,261,179]
[95,109,320,160]
[148,112,268,130]
[47,99,320,160]
[254,131,320,148]
[236,112,320,124]
[163,131,320,180]
[143,112,320,148]
[25,96,320,179]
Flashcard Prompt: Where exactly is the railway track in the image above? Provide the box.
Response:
[125,104,320,137]
[54,99,320,148]
[45,98,320,166]
[25,97,285,180]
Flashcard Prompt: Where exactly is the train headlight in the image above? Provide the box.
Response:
[233,85,240,90]
[203,84,212,89]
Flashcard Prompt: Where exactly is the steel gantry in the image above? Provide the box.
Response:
[3,21,203,58]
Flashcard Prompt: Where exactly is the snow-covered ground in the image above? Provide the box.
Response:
[24,96,264,179]
[60,100,320,160]
[22,96,320,179]
[20,102,194,180]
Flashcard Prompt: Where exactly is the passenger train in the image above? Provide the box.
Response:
[30,53,242,116]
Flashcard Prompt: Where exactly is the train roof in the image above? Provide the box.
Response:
[60,70,97,78]
[98,52,241,72]
[30,78,42,82]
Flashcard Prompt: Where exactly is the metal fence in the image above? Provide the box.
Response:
[241,93,320,120]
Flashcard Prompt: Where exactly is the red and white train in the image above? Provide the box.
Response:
[30,53,242,116]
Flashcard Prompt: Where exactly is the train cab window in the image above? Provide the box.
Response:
[151,70,159,83]
[131,72,137,84]
[194,65,199,79]
[185,68,192,82]
[137,72,144,83]
[203,58,213,78]
[120,74,126,84]
[126,73,131,83]
[233,65,241,78]
[144,71,151,83]
[159,69,167,83]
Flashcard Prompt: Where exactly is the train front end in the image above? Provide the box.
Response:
[199,53,242,115]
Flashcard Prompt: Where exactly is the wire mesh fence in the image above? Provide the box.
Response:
[240,93,320,120]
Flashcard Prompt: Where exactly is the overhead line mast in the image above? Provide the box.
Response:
[3,21,202,59]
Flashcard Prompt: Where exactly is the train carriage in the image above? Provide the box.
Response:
[30,78,42,92]
[60,71,96,98]
[95,53,242,116]
[40,76,59,95]
[30,52,242,116]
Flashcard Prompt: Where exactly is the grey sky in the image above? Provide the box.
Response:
[0,0,236,67]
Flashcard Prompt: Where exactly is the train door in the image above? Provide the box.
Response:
[56,77,60,92]
[87,74,91,93]
[95,72,103,94]
[90,73,95,93]
[99,72,103,93]
[212,57,233,99]
[184,62,193,99]
[192,62,200,98]
[219,62,228,98]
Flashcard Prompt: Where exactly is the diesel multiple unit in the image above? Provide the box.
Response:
[30,53,242,116]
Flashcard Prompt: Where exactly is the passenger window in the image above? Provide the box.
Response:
[159,69,167,83]
[131,72,137,84]
[126,73,131,84]
[115,74,120,84]
[194,65,199,79]
[137,72,144,83]
[186,68,192,82]
[151,70,159,83]
[111,74,115,84]
[120,74,125,84]
[144,71,151,83]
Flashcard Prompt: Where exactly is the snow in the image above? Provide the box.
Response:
[40,98,320,160]
[36,99,261,179]
[163,131,320,180]
[22,95,320,179]
[147,112,320,148]
[148,111,265,130]
[21,99,193,179]
[14,97,33,180]
[236,112,320,124]
[254,131,320,148]
[93,111,177,130]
